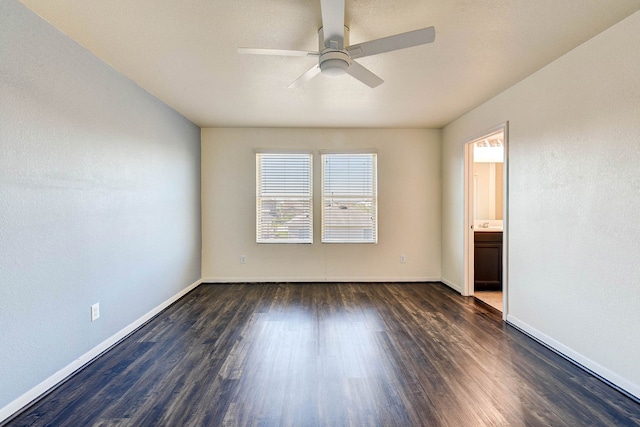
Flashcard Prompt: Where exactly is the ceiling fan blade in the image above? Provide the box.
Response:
[288,64,321,88]
[320,0,345,49]
[346,60,384,88]
[238,48,320,57]
[347,26,435,59]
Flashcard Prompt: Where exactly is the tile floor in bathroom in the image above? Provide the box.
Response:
[474,290,502,312]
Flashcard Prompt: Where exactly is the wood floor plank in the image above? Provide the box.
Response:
[4,283,639,427]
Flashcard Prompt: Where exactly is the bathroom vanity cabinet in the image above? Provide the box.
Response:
[474,231,502,290]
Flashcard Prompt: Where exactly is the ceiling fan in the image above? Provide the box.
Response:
[238,0,435,88]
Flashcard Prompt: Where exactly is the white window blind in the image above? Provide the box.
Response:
[322,152,377,243]
[256,152,313,243]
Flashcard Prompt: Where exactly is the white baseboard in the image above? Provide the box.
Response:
[201,276,441,283]
[439,277,463,294]
[0,278,202,424]
[506,314,639,401]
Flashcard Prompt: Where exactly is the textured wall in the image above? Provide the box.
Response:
[0,0,201,411]
[202,128,441,282]
[441,11,640,396]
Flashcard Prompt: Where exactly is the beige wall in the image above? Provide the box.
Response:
[442,11,640,397]
[202,128,441,282]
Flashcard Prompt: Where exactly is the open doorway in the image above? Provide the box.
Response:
[463,123,508,318]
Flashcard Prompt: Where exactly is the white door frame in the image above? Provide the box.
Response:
[463,122,509,320]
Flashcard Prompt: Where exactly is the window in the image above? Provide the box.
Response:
[322,152,377,243]
[256,152,313,243]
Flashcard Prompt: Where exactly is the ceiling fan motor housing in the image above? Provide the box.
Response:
[317,26,351,77]
[320,51,350,76]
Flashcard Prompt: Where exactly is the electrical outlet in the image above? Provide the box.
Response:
[400,254,407,263]
[240,255,247,264]
[91,303,100,321]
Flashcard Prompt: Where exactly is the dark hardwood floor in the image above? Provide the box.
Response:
[5,283,640,426]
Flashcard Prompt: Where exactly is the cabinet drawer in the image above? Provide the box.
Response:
[474,231,502,242]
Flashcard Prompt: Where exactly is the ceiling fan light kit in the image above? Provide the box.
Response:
[238,0,435,88]
[320,51,350,77]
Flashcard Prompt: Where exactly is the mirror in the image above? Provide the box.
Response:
[473,132,504,222]
[473,162,503,220]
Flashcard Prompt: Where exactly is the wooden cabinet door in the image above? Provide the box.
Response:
[474,232,502,290]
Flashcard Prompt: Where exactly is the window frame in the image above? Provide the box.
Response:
[255,150,313,244]
[321,150,378,244]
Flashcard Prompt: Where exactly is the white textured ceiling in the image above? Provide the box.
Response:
[18,0,640,128]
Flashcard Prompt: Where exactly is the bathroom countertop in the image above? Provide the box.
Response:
[474,228,503,232]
